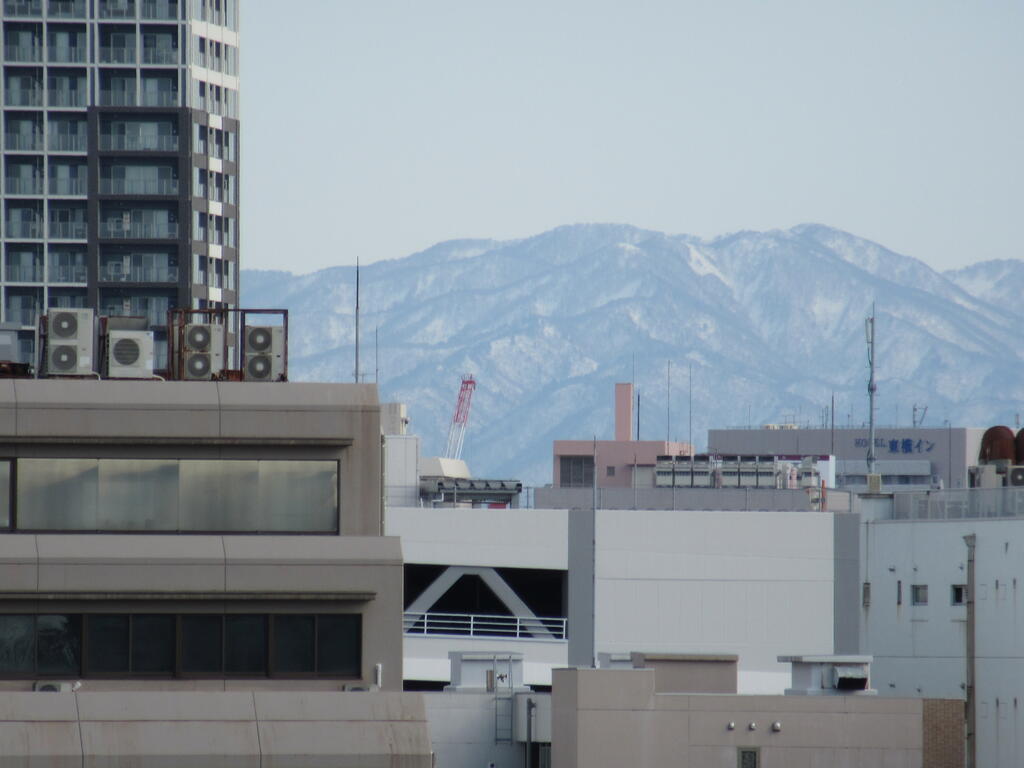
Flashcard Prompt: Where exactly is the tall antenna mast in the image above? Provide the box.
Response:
[865,303,877,475]
[374,326,379,383]
[688,363,693,455]
[666,361,671,443]
[354,257,360,383]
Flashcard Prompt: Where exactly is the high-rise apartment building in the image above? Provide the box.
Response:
[1,0,239,368]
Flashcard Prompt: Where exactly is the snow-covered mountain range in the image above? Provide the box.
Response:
[243,223,1024,485]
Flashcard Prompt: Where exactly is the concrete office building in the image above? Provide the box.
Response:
[0,379,432,766]
[1,0,240,367]
[710,426,984,491]
[834,486,1024,768]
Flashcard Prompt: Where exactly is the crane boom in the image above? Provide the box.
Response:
[444,374,476,460]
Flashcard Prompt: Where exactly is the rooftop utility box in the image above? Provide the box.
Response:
[445,651,527,692]
[779,655,876,696]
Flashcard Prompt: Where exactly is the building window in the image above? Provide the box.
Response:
[0,613,361,679]
[951,585,967,606]
[862,582,871,608]
[911,585,928,606]
[896,580,902,606]
[606,466,615,477]
[559,456,594,488]
[738,748,759,768]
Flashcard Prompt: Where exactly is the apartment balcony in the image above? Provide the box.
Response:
[48,134,87,152]
[139,90,178,107]
[4,177,43,195]
[98,2,135,19]
[4,44,41,62]
[49,220,88,239]
[48,46,87,64]
[3,0,42,16]
[99,178,178,195]
[100,265,177,283]
[5,220,42,238]
[5,90,43,107]
[4,133,43,151]
[5,307,39,326]
[49,265,87,283]
[99,133,178,151]
[141,0,176,19]
[141,47,177,65]
[99,221,178,239]
[99,46,136,64]
[99,89,137,107]
[48,89,87,108]
[47,0,86,18]
[49,177,87,195]
[6,265,43,282]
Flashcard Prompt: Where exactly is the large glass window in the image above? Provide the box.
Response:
[0,613,361,679]
[15,458,338,532]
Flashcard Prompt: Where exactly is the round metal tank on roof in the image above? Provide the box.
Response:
[1017,428,1024,465]
[979,426,1016,463]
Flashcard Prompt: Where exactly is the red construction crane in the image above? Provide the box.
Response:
[444,374,476,460]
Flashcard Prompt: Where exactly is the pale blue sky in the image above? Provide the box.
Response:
[240,0,1023,273]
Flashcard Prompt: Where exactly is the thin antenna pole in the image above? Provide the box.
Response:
[688,364,693,455]
[632,353,637,440]
[830,391,835,457]
[374,326,379,383]
[866,303,877,474]
[354,257,360,383]
[666,361,671,444]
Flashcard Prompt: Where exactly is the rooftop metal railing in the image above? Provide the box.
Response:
[893,488,1024,521]
[403,611,567,640]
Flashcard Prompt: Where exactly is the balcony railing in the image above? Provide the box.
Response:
[141,0,176,19]
[5,90,43,107]
[5,307,39,326]
[49,220,88,239]
[5,220,42,238]
[100,133,178,151]
[99,89,136,107]
[98,2,135,19]
[140,90,178,107]
[48,0,86,18]
[6,265,43,282]
[49,178,87,195]
[5,178,43,195]
[402,612,567,640]
[48,46,86,63]
[49,265,87,283]
[99,221,178,239]
[4,0,42,15]
[141,47,177,64]
[100,178,178,195]
[100,265,177,283]
[99,46,136,64]
[5,134,43,151]
[49,134,87,152]
[4,44,41,62]
[48,90,86,108]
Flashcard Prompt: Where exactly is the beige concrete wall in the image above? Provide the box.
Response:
[630,653,738,694]
[552,668,956,768]
[0,380,383,535]
[0,534,405,691]
[0,690,432,767]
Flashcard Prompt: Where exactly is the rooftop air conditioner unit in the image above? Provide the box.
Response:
[106,330,154,379]
[46,308,94,376]
[182,323,224,380]
[243,325,284,382]
[1008,466,1024,488]
[33,680,76,692]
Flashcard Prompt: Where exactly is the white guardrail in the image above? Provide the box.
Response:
[403,612,567,640]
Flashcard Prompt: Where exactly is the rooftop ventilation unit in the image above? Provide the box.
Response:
[243,325,284,382]
[46,308,94,376]
[106,330,154,379]
[183,323,224,380]
[1008,466,1024,488]
[33,681,76,692]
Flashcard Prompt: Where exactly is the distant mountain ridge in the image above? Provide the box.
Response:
[242,223,1024,484]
